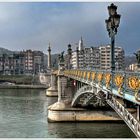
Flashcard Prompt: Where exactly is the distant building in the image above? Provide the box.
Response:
[71,50,83,69]
[0,53,25,75]
[70,38,125,70]
[128,63,138,71]
[71,38,100,69]
[84,47,100,69]
[0,55,3,74]
[23,50,34,74]
[0,49,45,75]
[2,54,14,75]
[13,52,25,75]
[99,45,125,70]
[71,47,100,69]
[33,51,44,74]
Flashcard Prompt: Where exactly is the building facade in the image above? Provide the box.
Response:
[13,52,25,75]
[0,50,45,75]
[71,38,125,70]
[128,63,138,71]
[23,50,34,74]
[84,47,100,69]
[71,37,100,70]
[71,47,100,69]
[99,45,125,70]
[33,51,44,74]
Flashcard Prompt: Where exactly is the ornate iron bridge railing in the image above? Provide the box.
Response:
[63,70,140,137]
[107,96,140,137]
[64,69,140,105]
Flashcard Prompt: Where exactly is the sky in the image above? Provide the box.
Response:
[0,2,139,55]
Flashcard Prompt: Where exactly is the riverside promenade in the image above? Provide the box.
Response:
[0,84,48,89]
[0,72,50,89]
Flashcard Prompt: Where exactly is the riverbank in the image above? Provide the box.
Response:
[0,84,48,89]
[0,75,40,85]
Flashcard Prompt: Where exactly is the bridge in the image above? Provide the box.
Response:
[64,69,140,137]
[47,64,140,138]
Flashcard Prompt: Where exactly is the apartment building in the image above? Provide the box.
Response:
[71,38,100,69]
[71,37,84,69]
[84,47,100,69]
[23,50,34,74]
[33,51,44,74]
[0,50,45,75]
[71,38,125,70]
[13,52,25,75]
[99,45,125,70]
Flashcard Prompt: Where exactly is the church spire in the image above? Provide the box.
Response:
[48,42,51,52]
[81,36,83,41]
[78,36,84,51]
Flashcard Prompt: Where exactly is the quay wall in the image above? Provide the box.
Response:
[0,84,48,89]
[0,75,40,85]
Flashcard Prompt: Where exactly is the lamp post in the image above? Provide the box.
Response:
[67,44,72,69]
[105,3,121,71]
[115,55,119,71]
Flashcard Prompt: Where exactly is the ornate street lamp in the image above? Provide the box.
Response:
[105,3,121,71]
[67,44,72,69]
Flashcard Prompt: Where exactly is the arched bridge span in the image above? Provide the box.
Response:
[64,69,140,137]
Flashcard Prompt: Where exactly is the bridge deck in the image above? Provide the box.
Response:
[64,70,140,105]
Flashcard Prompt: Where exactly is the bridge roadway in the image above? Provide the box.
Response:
[64,69,140,138]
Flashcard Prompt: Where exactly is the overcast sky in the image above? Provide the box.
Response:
[0,2,139,55]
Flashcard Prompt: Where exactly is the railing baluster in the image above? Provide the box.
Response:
[107,96,140,137]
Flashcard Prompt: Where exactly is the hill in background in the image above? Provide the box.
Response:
[0,47,13,54]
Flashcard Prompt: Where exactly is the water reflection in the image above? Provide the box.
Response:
[48,122,135,138]
[0,89,136,138]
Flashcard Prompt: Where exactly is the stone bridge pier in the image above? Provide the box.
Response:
[46,70,58,97]
[47,63,67,110]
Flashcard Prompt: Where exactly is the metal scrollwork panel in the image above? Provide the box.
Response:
[104,72,111,89]
[125,72,140,101]
[128,76,140,101]
[87,71,91,81]
[97,72,103,86]
[114,73,124,95]
[91,72,96,81]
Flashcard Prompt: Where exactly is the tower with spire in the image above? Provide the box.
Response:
[47,43,51,69]
[76,46,79,69]
[78,36,84,51]
[67,44,72,69]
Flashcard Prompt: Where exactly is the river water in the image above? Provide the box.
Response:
[0,89,135,138]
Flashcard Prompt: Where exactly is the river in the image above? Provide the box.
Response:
[0,89,135,138]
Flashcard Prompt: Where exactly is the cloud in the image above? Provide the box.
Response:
[0,2,139,56]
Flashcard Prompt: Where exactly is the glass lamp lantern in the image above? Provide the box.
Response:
[114,14,121,27]
[108,3,117,16]
[105,18,112,31]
